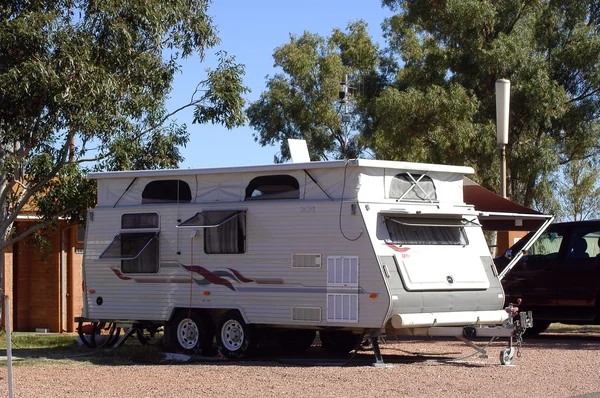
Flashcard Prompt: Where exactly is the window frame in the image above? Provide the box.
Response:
[141,179,192,204]
[244,174,300,200]
[389,173,438,202]
[383,216,469,246]
[98,212,160,274]
[178,209,247,255]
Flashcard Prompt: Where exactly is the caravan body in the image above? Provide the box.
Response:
[80,159,510,357]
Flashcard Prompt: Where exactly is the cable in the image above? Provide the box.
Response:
[338,160,363,242]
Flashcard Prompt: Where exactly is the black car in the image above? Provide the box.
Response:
[495,220,600,335]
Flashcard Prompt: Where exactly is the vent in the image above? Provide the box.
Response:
[292,253,322,268]
[327,256,359,288]
[292,307,322,322]
[327,294,358,323]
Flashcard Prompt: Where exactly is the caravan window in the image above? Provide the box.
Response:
[384,216,468,245]
[121,213,159,229]
[179,210,246,254]
[245,175,299,200]
[99,232,159,273]
[98,212,160,273]
[142,180,192,204]
[389,173,437,202]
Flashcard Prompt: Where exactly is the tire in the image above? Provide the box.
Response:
[319,330,362,354]
[524,320,551,337]
[276,329,316,354]
[216,310,256,359]
[165,311,214,354]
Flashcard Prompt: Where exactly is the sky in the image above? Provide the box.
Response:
[167,0,394,169]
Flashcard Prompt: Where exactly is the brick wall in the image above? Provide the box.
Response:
[14,222,61,332]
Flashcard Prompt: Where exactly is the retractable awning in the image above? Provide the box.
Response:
[463,177,553,231]
[462,178,555,280]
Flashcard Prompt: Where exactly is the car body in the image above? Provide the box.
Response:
[495,220,600,334]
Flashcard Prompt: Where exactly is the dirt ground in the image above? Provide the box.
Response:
[1,331,599,398]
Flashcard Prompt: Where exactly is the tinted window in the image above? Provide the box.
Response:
[121,213,159,229]
[142,180,192,204]
[245,175,299,200]
[204,211,246,254]
[384,216,467,245]
[566,229,600,260]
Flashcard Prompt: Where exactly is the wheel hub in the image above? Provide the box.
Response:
[177,318,199,349]
[222,319,244,350]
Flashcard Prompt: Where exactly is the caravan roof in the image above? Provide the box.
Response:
[87,159,474,180]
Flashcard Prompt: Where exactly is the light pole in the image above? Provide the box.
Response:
[495,79,510,198]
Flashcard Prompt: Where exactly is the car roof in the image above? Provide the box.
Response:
[549,219,600,228]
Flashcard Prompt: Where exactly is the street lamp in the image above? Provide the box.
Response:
[495,79,510,198]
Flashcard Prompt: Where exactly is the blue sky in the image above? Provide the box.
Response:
[167,0,393,169]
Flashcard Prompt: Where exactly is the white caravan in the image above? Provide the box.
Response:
[77,158,549,364]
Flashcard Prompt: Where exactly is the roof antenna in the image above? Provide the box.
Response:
[339,74,351,160]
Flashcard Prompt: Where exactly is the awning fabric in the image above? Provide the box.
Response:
[463,177,551,231]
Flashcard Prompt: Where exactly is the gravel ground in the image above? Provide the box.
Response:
[1,332,599,398]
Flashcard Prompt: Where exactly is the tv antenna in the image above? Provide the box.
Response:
[339,74,352,159]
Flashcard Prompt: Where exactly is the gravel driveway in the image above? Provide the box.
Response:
[1,331,599,398]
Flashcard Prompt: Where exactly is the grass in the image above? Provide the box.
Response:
[0,331,166,366]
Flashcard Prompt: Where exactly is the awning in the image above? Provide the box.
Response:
[463,177,552,231]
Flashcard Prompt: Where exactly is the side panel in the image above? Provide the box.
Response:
[81,201,390,328]
[360,203,505,319]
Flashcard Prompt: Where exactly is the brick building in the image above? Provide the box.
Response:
[2,214,84,333]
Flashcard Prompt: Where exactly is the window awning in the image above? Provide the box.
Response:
[99,232,158,260]
[463,177,553,231]
[177,210,244,228]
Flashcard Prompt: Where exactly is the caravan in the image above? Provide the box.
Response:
[77,158,549,364]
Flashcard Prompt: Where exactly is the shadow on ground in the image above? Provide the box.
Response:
[1,330,599,368]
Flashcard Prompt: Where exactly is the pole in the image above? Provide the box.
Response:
[5,295,14,398]
[500,146,507,198]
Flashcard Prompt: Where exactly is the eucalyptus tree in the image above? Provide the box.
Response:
[246,21,382,162]
[374,0,600,207]
[0,1,248,286]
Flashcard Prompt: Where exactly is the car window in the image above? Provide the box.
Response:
[526,231,564,261]
[566,229,600,260]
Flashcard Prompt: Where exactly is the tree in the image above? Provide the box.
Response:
[556,159,600,221]
[374,0,600,207]
[0,1,248,288]
[246,21,381,162]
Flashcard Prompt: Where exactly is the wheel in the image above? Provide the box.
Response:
[77,321,97,348]
[524,320,551,337]
[77,322,120,348]
[319,330,362,354]
[500,347,515,365]
[216,310,256,359]
[96,322,121,348]
[136,325,163,346]
[165,311,214,354]
[275,329,316,354]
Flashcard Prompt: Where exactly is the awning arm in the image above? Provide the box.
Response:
[477,211,553,220]
[498,215,555,281]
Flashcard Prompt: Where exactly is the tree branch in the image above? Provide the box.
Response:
[0,207,76,252]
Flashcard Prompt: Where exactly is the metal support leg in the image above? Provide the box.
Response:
[112,326,137,348]
[371,333,393,368]
[457,336,489,359]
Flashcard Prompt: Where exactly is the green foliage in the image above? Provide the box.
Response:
[246,21,381,162]
[0,0,247,251]
[376,0,600,208]
[556,159,600,221]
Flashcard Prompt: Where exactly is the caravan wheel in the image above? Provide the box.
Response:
[165,311,214,354]
[216,311,256,359]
